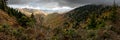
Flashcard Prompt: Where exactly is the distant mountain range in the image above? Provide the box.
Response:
[8,5,74,13]
[17,8,47,17]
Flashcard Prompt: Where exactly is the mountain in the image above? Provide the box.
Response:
[0,0,43,39]
[39,4,120,40]
[65,5,112,22]
[63,4,120,40]
[1,0,120,40]
[17,8,47,17]
[42,4,120,40]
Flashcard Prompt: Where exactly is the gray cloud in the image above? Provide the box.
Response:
[7,0,120,8]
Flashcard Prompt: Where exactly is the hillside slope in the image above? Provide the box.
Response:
[0,9,20,27]
[42,4,120,40]
[1,0,120,39]
[63,5,120,40]
[0,0,43,40]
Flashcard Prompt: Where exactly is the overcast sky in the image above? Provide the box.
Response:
[7,0,120,7]
[7,0,120,13]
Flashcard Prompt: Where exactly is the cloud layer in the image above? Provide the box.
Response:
[8,0,120,8]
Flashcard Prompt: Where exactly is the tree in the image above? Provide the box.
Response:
[86,12,97,30]
[31,13,37,40]
[0,0,8,10]
[30,13,36,24]
[110,0,117,22]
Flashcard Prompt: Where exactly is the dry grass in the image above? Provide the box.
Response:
[0,10,20,27]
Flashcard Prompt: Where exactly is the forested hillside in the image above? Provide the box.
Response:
[0,0,120,40]
[62,4,120,40]
[0,0,45,40]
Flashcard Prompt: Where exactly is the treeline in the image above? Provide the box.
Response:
[55,4,119,40]
[0,0,33,27]
[0,0,39,40]
[67,5,113,22]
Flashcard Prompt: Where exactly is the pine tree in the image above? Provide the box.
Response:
[31,13,36,23]
[110,0,117,22]
[87,12,97,30]
[0,0,7,10]
[31,13,37,39]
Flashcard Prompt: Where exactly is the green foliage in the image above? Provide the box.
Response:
[7,8,32,27]
[51,35,60,40]
[30,13,36,27]
[0,24,10,32]
[63,29,76,36]
[0,0,32,27]
[0,25,37,40]
[87,30,97,40]
[109,10,117,22]
[86,13,97,30]
[52,26,80,40]
[0,0,7,11]
[67,5,112,22]
[86,12,106,30]
[66,5,113,30]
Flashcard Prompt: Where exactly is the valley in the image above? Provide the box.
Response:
[0,0,120,40]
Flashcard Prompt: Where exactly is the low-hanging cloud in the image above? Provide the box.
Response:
[7,0,120,8]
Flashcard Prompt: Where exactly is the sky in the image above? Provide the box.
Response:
[7,0,120,13]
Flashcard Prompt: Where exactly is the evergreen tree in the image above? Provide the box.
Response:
[86,12,97,30]
[110,0,117,22]
[31,13,36,24]
[0,0,7,10]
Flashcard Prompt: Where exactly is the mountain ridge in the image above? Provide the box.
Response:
[0,0,120,39]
